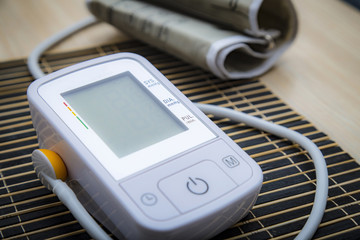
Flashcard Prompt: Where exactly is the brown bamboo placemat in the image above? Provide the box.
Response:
[1,40,360,240]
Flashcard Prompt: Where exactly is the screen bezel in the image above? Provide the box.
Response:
[38,58,216,180]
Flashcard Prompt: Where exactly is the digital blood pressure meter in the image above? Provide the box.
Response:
[27,53,263,239]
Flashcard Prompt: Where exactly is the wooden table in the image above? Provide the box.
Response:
[1,0,359,162]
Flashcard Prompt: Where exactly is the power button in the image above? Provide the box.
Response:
[186,177,209,195]
[158,160,237,213]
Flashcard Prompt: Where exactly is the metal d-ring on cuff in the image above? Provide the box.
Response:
[264,34,276,51]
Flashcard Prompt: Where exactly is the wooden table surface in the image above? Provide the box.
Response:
[1,0,359,162]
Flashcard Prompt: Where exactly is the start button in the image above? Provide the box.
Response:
[158,160,237,213]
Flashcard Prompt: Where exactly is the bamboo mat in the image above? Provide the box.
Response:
[1,40,360,240]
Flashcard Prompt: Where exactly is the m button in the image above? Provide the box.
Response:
[222,155,240,168]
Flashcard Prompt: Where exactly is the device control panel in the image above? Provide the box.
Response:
[121,139,253,221]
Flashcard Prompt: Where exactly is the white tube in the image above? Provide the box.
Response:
[43,175,112,240]
[27,16,98,79]
[195,103,328,240]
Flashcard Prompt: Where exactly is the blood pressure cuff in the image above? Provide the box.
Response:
[87,0,297,80]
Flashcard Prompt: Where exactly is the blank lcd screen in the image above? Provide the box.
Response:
[62,72,188,158]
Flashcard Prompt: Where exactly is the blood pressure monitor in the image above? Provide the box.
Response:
[27,53,263,239]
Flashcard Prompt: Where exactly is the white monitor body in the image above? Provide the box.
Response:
[27,53,262,240]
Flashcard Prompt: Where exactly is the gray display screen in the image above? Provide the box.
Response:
[62,72,188,158]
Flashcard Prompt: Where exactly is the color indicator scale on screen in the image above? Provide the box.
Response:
[63,102,88,129]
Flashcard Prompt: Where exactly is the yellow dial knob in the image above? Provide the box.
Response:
[35,149,67,181]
